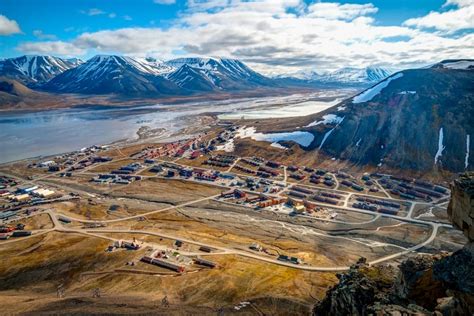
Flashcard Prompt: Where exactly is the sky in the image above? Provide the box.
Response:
[0,0,472,75]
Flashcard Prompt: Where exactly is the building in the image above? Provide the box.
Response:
[13,194,30,202]
[48,165,62,172]
[293,204,305,213]
[17,185,38,194]
[39,160,56,168]
[32,188,55,198]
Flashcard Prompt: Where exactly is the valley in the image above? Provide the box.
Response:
[1,0,473,314]
[0,53,472,316]
[0,110,467,313]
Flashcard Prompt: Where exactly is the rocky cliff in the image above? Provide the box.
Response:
[313,172,474,315]
[448,172,474,241]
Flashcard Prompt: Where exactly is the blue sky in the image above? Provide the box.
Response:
[0,0,472,74]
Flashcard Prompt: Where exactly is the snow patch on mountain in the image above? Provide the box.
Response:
[235,126,313,148]
[216,139,235,152]
[434,127,446,165]
[441,60,474,70]
[465,134,470,169]
[307,114,344,127]
[352,73,404,104]
[251,131,314,147]
[318,128,336,150]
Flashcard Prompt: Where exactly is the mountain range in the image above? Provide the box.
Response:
[302,59,474,172]
[0,55,81,86]
[0,54,393,96]
[1,54,472,173]
[276,66,394,86]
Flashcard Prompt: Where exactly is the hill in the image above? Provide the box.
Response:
[302,60,474,172]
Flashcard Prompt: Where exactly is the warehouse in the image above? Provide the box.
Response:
[12,194,30,202]
[141,256,185,273]
[17,185,38,194]
[32,188,55,198]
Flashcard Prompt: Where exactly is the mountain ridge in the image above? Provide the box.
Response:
[301,64,474,172]
[0,55,81,85]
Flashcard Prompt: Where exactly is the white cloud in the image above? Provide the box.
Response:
[17,41,86,56]
[307,2,378,20]
[0,14,21,36]
[404,0,474,33]
[33,30,57,40]
[16,0,474,74]
[81,8,106,16]
[154,0,176,4]
[108,13,117,18]
[444,0,472,8]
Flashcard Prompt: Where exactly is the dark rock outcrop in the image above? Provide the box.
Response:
[447,172,474,241]
[395,254,448,309]
[313,258,396,315]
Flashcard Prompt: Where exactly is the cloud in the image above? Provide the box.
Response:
[17,41,86,56]
[80,8,106,16]
[307,2,378,20]
[404,0,474,33]
[108,13,117,18]
[123,15,133,21]
[16,0,474,74]
[33,30,57,40]
[0,14,21,35]
[154,0,176,4]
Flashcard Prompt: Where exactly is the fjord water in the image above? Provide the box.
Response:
[0,92,348,163]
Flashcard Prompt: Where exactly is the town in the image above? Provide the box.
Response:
[0,126,456,278]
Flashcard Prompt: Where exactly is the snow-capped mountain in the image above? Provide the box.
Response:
[321,66,392,84]
[43,55,276,95]
[166,57,275,90]
[278,66,393,87]
[66,58,85,67]
[43,55,182,95]
[303,64,473,172]
[0,55,81,85]
[166,64,216,91]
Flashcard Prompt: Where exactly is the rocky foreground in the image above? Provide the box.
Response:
[313,172,474,315]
